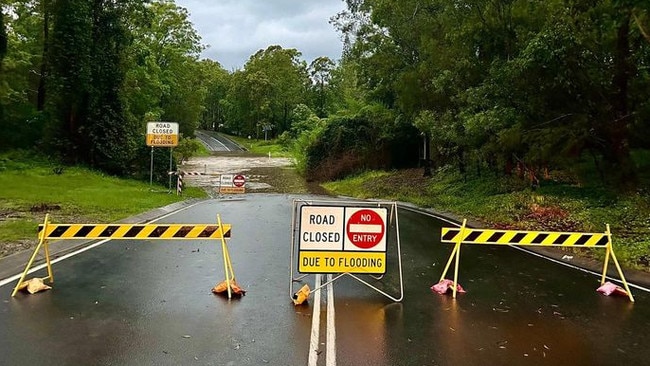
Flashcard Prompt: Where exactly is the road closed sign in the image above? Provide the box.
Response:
[298,205,387,274]
[219,174,246,194]
[146,122,179,147]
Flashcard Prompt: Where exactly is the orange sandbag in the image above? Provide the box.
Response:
[212,279,246,296]
[16,278,52,294]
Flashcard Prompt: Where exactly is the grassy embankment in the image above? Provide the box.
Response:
[322,165,650,272]
[225,134,292,157]
[0,151,206,256]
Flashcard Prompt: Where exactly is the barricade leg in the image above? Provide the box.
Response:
[439,243,460,282]
[12,214,52,297]
[438,219,467,298]
[44,241,54,283]
[452,241,462,299]
[599,225,634,302]
[217,215,232,299]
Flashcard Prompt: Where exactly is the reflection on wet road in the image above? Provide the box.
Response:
[1,195,648,365]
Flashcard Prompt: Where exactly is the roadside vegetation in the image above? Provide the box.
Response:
[323,160,650,272]
[225,134,292,157]
[0,151,206,257]
[1,1,649,273]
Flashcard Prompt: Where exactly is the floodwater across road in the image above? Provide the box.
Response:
[1,194,649,365]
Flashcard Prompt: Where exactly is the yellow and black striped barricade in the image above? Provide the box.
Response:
[438,219,634,302]
[11,214,238,298]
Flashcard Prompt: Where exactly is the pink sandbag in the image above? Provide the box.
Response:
[431,279,466,295]
[596,281,628,297]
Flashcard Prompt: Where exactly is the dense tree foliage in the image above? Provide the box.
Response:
[1,0,648,188]
[0,0,209,179]
[222,45,310,138]
[332,0,650,187]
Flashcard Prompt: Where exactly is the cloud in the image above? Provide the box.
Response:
[175,0,346,70]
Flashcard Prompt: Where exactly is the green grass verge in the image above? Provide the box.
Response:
[194,140,212,157]
[225,134,293,157]
[323,168,650,271]
[0,151,206,244]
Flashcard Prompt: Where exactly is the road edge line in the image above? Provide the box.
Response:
[326,273,336,366]
[0,200,206,288]
[308,274,322,366]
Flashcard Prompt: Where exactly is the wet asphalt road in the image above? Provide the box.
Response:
[195,130,244,152]
[1,194,649,366]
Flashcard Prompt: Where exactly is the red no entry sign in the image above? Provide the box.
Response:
[346,209,385,249]
[233,174,246,187]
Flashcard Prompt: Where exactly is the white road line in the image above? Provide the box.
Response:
[0,200,206,288]
[512,245,650,293]
[397,204,459,226]
[326,274,337,366]
[308,274,322,366]
[209,136,229,151]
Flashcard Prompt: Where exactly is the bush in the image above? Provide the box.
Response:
[302,106,420,182]
[174,138,202,164]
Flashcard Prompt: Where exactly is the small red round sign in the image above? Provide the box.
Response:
[233,174,246,187]
[346,209,385,249]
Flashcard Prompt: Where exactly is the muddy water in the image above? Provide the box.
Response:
[179,153,330,196]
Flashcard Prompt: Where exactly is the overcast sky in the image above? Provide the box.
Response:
[174,0,347,71]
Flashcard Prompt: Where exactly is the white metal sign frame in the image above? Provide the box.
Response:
[289,199,404,302]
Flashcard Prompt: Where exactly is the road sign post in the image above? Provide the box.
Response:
[290,200,403,302]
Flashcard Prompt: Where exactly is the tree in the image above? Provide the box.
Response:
[1,6,7,64]
[45,0,93,161]
[1,0,52,149]
[334,0,650,187]
[199,59,230,131]
[308,56,336,117]
[241,45,310,136]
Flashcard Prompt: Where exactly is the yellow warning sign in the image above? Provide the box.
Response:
[146,134,179,147]
[219,186,245,194]
[146,122,179,147]
[298,251,386,274]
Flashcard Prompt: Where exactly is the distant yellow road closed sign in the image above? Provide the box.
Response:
[146,122,179,147]
[298,206,387,274]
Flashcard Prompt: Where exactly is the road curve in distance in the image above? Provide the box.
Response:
[194,130,245,152]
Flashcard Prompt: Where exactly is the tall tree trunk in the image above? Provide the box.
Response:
[37,0,49,111]
[0,10,7,63]
[606,11,637,187]
[422,132,431,177]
